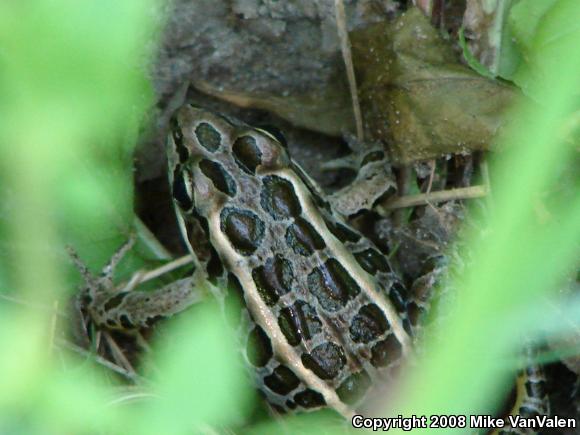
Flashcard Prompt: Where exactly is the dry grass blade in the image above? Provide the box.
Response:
[103,331,138,376]
[56,337,148,384]
[132,254,196,285]
[379,185,488,211]
[334,0,364,140]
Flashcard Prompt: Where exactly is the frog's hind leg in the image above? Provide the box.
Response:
[100,235,136,289]
[516,361,550,419]
[89,275,206,331]
[321,142,397,217]
[496,345,550,435]
[69,238,208,333]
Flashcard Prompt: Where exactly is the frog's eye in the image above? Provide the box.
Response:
[255,125,288,149]
[172,164,194,211]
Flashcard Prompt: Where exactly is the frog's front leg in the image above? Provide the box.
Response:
[86,276,205,330]
[322,143,396,217]
[69,238,207,332]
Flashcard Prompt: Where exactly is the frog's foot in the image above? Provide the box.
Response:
[320,134,367,172]
[320,154,359,172]
[494,344,550,435]
[320,140,398,216]
[328,152,396,217]
[67,236,136,304]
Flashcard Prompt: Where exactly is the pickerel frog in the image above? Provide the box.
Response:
[77,105,548,425]
[166,106,413,416]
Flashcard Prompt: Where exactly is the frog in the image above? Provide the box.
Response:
[72,105,548,427]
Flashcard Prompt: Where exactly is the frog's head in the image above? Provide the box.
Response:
[167,105,302,265]
[168,105,291,215]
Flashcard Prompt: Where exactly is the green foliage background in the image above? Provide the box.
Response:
[0,0,578,434]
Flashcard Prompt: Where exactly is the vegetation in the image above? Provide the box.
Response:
[0,0,578,433]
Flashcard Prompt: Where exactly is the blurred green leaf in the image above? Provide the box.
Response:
[505,0,580,96]
[393,0,580,429]
[0,0,160,433]
[0,0,157,288]
[138,301,255,434]
[247,409,349,435]
[508,0,559,54]
[0,1,578,434]
[458,26,496,79]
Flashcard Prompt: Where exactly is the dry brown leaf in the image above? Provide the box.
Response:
[351,8,518,164]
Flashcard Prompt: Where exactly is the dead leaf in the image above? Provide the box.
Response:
[192,77,355,137]
[351,8,518,164]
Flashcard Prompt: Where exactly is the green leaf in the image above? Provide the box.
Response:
[458,26,496,79]
[139,302,255,434]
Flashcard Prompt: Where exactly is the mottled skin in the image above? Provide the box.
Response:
[167,106,412,416]
[75,105,549,428]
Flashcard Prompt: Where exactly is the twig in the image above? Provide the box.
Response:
[414,0,432,16]
[123,254,196,290]
[393,165,412,225]
[49,299,59,353]
[0,293,68,318]
[106,390,160,407]
[103,331,138,377]
[426,160,436,194]
[334,0,364,141]
[379,185,488,211]
[479,155,495,214]
[55,337,147,384]
[480,157,491,196]
[134,216,173,261]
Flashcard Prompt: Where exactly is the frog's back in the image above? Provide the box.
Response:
[168,105,413,415]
